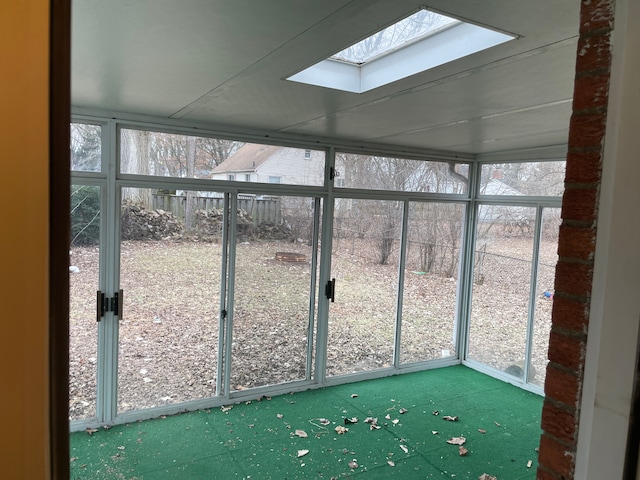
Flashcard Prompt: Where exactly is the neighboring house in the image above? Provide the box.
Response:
[211,144,324,186]
[477,175,532,227]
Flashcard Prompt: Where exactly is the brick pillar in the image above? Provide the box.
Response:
[537,1,615,479]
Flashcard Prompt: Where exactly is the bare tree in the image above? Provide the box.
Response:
[70,123,101,171]
[334,9,455,64]
[184,136,197,231]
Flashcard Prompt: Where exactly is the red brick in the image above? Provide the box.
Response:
[554,260,594,298]
[557,224,596,261]
[550,295,590,333]
[572,72,610,111]
[565,150,602,184]
[544,366,581,406]
[575,34,612,73]
[548,329,586,370]
[580,0,615,34]
[561,187,599,222]
[567,112,608,149]
[538,434,576,478]
[536,466,563,480]
[541,400,578,445]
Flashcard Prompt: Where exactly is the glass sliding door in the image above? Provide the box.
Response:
[229,195,319,390]
[530,208,561,386]
[468,205,537,379]
[69,184,101,421]
[327,199,402,376]
[400,202,464,364]
[117,188,224,412]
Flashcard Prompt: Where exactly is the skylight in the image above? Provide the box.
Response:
[330,10,458,65]
[287,8,516,94]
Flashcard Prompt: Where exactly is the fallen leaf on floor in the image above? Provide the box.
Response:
[370,424,381,430]
[335,425,348,434]
[387,460,395,467]
[400,444,409,454]
[318,418,330,425]
[351,393,358,398]
[385,414,391,420]
[294,429,308,438]
[527,459,533,468]
[399,408,408,414]
[432,410,440,416]
[447,436,466,445]
[494,421,501,427]
[344,417,358,424]
[478,474,497,480]
[277,413,284,419]
[348,459,358,469]
[86,428,98,435]
[221,405,233,412]
[297,449,309,458]
[459,446,468,456]
[392,419,400,425]
[364,417,377,424]
[443,415,458,422]
[432,431,438,435]
[478,429,486,434]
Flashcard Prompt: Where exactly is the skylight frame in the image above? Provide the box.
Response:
[287,9,517,94]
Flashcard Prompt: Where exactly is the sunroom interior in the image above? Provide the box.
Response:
[69,0,578,440]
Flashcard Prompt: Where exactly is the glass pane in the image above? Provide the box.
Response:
[327,199,401,376]
[120,129,325,186]
[212,144,324,186]
[71,123,101,172]
[468,205,537,379]
[230,196,318,390]
[331,10,458,64]
[69,185,100,420]
[480,161,566,197]
[531,208,561,387]
[118,188,221,413]
[400,202,464,364]
[335,152,468,194]
[120,128,243,178]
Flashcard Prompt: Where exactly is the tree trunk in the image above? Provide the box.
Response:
[185,136,197,231]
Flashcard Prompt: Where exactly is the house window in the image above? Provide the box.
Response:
[244,174,251,181]
[304,149,312,160]
[228,174,235,181]
[268,176,281,184]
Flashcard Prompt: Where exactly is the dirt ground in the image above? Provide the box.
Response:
[69,235,555,421]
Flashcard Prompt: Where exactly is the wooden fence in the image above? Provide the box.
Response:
[152,194,281,225]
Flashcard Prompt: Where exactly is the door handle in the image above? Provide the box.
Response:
[325,278,335,302]
[96,289,123,321]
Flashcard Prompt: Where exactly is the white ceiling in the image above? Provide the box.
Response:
[71,0,579,156]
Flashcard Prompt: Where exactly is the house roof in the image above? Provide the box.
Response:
[212,144,281,174]
[481,178,523,196]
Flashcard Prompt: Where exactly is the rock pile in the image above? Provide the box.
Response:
[254,221,292,240]
[192,208,224,236]
[121,203,183,240]
[121,202,290,242]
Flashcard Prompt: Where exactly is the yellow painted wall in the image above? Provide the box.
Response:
[0,1,51,478]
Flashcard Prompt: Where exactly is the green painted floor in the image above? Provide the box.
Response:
[70,366,542,479]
